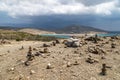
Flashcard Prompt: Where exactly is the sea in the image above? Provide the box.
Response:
[40,34,71,39]
[97,31,120,37]
[40,31,120,39]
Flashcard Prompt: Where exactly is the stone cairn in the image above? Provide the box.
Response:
[55,39,60,44]
[86,55,99,64]
[111,43,116,48]
[94,34,98,43]
[43,48,49,53]
[101,63,107,75]
[24,46,34,66]
[84,34,101,43]
[52,41,56,46]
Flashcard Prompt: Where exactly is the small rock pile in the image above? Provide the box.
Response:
[0,39,11,44]
[88,46,106,55]
[86,56,99,64]
[84,35,101,43]
[43,43,51,47]
[25,46,35,66]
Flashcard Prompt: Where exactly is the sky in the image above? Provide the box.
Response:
[0,0,120,31]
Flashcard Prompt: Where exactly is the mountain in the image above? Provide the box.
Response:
[0,25,106,34]
[46,25,106,34]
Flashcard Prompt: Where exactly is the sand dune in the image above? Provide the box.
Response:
[19,28,55,35]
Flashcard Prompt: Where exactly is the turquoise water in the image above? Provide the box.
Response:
[41,32,120,38]
[97,32,120,37]
[40,34,71,39]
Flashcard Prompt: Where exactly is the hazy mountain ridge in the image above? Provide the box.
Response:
[46,25,106,34]
[0,25,106,34]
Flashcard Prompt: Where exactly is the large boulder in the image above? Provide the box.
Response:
[65,38,80,47]
[72,41,80,47]
[65,39,73,47]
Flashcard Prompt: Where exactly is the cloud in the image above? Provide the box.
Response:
[0,0,120,17]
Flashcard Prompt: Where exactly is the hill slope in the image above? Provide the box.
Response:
[48,25,106,34]
[0,25,106,34]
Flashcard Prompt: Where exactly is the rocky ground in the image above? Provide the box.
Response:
[0,36,120,80]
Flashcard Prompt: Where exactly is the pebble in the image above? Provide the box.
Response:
[46,63,53,69]
[67,62,72,67]
[30,70,36,75]
[90,77,97,80]
[73,61,79,65]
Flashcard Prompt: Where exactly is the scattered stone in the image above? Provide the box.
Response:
[115,50,119,54]
[111,43,116,48]
[43,48,50,53]
[19,46,24,50]
[90,77,97,80]
[62,40,67,44]
[86,56,99,64]
[35,52,41,56]
[33,48,37,51]
[105,41,109,44]
[113,58,117,60]
[30,70,36,75]
[46,63,53,69]
[59,51,62,54]
[67,62,72,67]
[84,35,101,43]
[73,61,79,65]
[39,50,44,53]
[111,36,119,39]
[18,74,27,80]
[60,70,63,73]
[1,39,5,44]
[101,56,106,59]
[7,50,10,53]
[7,67,15,74]
[94,59,99,63]
[8,67,15,72]
[24,61,30,66]
[74,51,79,54]
[64,46,67,48]
[41,54,46,58]
[106,66,112,69]
[43,43,50,47]
[55,39,60,44]
[88,46,105,55]
[21,46,24,49]
[46,54,51,56]
[0,39,11,44]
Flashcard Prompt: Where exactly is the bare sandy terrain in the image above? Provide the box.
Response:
[19,29,55,35]
[0,36,120,80]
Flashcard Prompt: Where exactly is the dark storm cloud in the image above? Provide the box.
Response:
[0,0,120,17]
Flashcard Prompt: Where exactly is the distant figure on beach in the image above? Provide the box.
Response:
[85,33,88,36]
[95,34,98,38]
